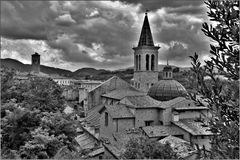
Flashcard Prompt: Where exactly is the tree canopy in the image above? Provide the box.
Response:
[1,69,77,159]
[189,0,239,159]
[121,136,178,159]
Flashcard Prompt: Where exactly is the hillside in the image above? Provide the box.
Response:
[0,58,30,72]
[73,68,107,76]
[1,58,191,80]
[1,58,72,76]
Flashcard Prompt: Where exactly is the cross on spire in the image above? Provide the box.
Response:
[145,9,149,15]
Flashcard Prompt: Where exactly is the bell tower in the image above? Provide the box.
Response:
[32,52,40,73]
[132,12,160,92]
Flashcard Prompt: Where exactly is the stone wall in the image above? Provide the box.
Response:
[114,118,135,132]
[135,108,159,127]
[99,110,115,142]
[87,76,133,110]
[62,88,79,101]
[178,110,208,119]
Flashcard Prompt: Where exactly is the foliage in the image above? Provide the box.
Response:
[189,0,239,159]
[121,137,178,159]
[201,0,239,80]
[1,69,78,159]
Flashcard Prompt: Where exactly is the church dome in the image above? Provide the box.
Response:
[147,80,188,101]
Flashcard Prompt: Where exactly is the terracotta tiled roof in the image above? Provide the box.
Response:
[102,88,145,100]
[160,97,186,108]
[161,97,209,110]
[75,133,96,149]
[172,119,213,136]
[142,125,183,138]
[84,104,104,128]
[103,104,135,119]
[174,106,208,111]
[121,95,162,108]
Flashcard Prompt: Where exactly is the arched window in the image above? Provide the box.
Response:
[105,112,108,126]
[151,55,155,71]
[135,55,138,71]
[139,55,141,70]
[146,54,149,71]
[166,72,168,78]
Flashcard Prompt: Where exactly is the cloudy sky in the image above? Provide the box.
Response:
[1,0,212,71]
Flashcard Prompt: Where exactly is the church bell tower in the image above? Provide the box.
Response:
[132,12,160,92]
[31,52,40,74]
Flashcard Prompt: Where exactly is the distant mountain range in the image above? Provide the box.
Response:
[1,58,190,78]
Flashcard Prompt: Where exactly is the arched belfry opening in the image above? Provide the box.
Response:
[139,55,141,70]
[146,54,149,71]
[135,55,138,70]
[151,54,155,71]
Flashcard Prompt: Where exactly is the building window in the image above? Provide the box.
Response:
[146,54,149,70]
[151,54,155,71]
[159,121,163,125]
[138,83,140,89]
[139,55,141,70]
[145,121,153,126]
[135,55,138,70]
[105,112,108,126]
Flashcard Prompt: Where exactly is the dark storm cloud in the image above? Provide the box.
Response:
[120,0,204,11]
[0,1,55,40]
[1,0,210,70]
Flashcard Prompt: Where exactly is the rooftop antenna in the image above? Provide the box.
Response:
[167,59,169,65]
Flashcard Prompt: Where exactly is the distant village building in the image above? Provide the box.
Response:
[52,77,102,103]
[31,52,40,73]
[53,77,76,86]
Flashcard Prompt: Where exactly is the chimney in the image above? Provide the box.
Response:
[172,111,179,122]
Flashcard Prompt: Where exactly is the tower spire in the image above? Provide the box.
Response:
[138,11,154,47]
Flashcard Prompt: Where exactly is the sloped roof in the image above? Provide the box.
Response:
[160,97,186,109]
[161,97,208,110]
[84,104,104,128]
[138,12,154,46]
[172,119,213,136]
[121,95,162,108]
[174,106,208,111]
[100,104,135,119]
[142,125,183,138]
[75,133,96,149]
[102,88,145,100]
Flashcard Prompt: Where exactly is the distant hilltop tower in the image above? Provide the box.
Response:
[131,11,160,92]
[32,52,40,73]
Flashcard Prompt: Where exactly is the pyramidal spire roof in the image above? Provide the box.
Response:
[138,12,154,47]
